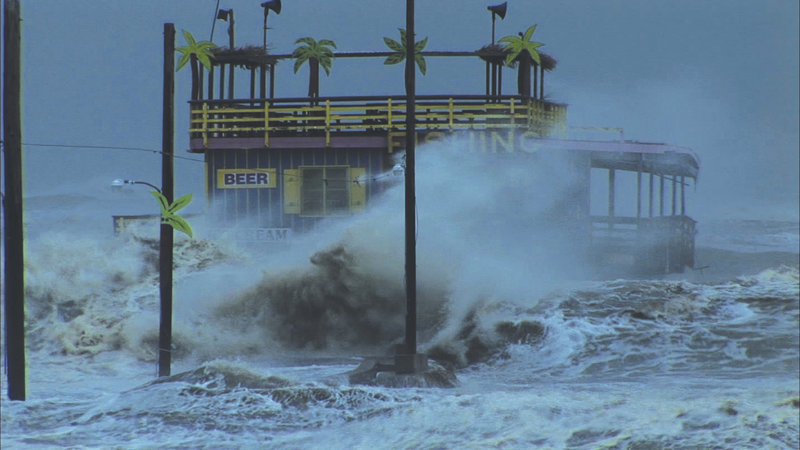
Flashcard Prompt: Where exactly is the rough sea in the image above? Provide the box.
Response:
[2,146,798,448]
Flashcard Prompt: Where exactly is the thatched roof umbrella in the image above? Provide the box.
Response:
[477,44,557,99]
[210,46,277,99]
[211,45,277,68]
[477,44,507,97]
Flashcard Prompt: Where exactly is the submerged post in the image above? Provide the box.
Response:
[158,23,175,377]
[3,0,26,401]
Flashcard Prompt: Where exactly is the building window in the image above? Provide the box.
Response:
[300,166,350,217]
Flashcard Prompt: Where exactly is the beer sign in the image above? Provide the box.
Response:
[217,169,277,189]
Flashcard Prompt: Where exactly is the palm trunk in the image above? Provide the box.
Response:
[190,55,199,100]
[309,58,320,99]
[518,53,531,99]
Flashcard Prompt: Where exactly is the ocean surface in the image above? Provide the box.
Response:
[2,148,798,449]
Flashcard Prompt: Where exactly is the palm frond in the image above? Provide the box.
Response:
[523,24,537,42]
[384,53,405,65]
[414,37,428,52]
[295,36,316,46]
[176,50,191,71]
[415,54,427,75]
[384,37,404,53]
[293,58,306,73]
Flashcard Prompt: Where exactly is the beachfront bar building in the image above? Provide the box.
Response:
[182,23,699,274]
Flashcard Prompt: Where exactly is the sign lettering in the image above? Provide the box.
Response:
[389,130,545,154]
[217,169,276,189]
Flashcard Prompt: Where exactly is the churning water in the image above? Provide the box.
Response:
[2,143,798,448]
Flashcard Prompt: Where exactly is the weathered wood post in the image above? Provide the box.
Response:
[3,0,26,401]
[158,23,175,377]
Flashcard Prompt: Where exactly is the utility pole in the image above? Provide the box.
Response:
[3,0,26,400]
[158,23,175,377]
[396,0,427,374]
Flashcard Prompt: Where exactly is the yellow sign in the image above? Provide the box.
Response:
[217,169,277,189]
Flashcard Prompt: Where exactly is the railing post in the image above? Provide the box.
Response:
[448,98,454,130]
[264,101,270,147]
[527,99,533,128]
[387,98,393,131]
[201,102,209,148]
[510,98,515,127]
[325,99,331,146]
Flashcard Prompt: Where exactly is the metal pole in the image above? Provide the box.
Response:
[404,0,417,356]
[158,23,175,377]
[3,0,26,401]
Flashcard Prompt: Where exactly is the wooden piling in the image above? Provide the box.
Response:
[671,175,676,216]
[608,169,615,229]
[648,173,654,217]
[680,176,686,216]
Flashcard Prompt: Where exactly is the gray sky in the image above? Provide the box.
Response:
[11,0,800,220]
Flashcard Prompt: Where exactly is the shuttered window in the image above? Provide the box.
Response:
[298,166,349,217]
[283,166,368,217]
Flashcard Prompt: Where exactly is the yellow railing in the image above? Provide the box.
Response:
[189,95,567,148]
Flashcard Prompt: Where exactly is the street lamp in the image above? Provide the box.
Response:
[261,0,282,50]
[111,178,161,193]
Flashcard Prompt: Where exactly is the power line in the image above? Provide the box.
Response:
[15,141,403,185]
[20,142,205,163]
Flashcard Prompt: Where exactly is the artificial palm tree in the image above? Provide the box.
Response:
[499,25,544,98]
[383,28,428,75]
[176,30,217,100]
[292,37,337,100]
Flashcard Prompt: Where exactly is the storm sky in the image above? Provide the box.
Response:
[9,0,800,220]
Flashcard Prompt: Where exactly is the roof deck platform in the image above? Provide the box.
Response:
[187,94,698,178]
